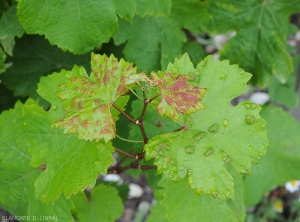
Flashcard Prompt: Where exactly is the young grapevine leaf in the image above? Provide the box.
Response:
[53,53,147,142]
[145,55,268,199]
[0,101,74,220]
[16,0,121,54]
[71,184,123,222]
[23,103,114,204]
[244,105,300,207]
[160,178,237,222]
[150,71,205,120]
[207,0,300,87]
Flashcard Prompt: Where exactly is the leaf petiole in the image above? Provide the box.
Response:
[115,134,143,143]
[111,102,136,124]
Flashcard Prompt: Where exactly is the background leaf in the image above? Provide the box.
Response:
[0,101,74,220]
[207,0,300,86]
[71,184,123,222]
[0,34,90,106]
[136,0,172,17]
[16,0,118,54]
[244,105,300,207]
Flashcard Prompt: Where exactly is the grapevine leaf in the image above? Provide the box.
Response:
[207,0,300,87]
[150,71,205,120]
[171,0,210,32]
[0,101,74,220]
[53,53,147,142]
[146,203,168,222]
[0,84,23,112]
[182,42,207,67]
[71,184,123,222]
[23,103,114,204]
[16,0,119,54]
[0,0,9,15]
[145,55,268,199]
[0,46,5,74]
[0,34,90,105]
[146,188,167,222]
[114,16,161,73]
[0,4,23,38]
[244,105,300,207]
[160,178,237,222]
[112,0,136,22]
[226,166,245,221]
[0,4,24,55]
[268,54,300,108]
[136,0,172,17]
[114,0,209,72]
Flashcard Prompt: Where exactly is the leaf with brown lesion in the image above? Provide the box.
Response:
[150,72,206,120]
[53,53,148,142]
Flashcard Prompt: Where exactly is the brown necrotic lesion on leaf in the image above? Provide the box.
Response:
[151,72,206,120]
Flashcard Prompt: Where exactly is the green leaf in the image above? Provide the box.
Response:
[0,0,9,16]
[16,0,118,54]
[114,0,209,72]
[160,178,237,222]
[0,3,24,56]
[0,84,24,113]
[268,54,300,108]
[71,184,123,222]
[226,166,245,221]
[0,4,24,40]
[112,0,136,22]
[53,53,147,142]
[114,16,161,73]
[0,34,90,104]
[0,101,74,220]
[207,0,300,86]
[0,46,5,74]
[244,105,300,207]
[171,0,210,32]
[145,55,268,199]
[146,202,168,222]
[182,42,207,67]
[23,103,114,204]
[150,71,205,120]
[136,0,172,17]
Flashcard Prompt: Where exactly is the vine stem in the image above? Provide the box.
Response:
[114,147,137,159]
[148,94,161,103]
[111,102,136,124]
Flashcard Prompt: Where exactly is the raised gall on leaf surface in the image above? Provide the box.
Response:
[53,53,148,142]
[151,71,206,120]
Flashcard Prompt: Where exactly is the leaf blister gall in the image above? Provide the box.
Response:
[208,124,218,133]
[185,146,194,154]
[246,115,255,124]
[204,147,214,156]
